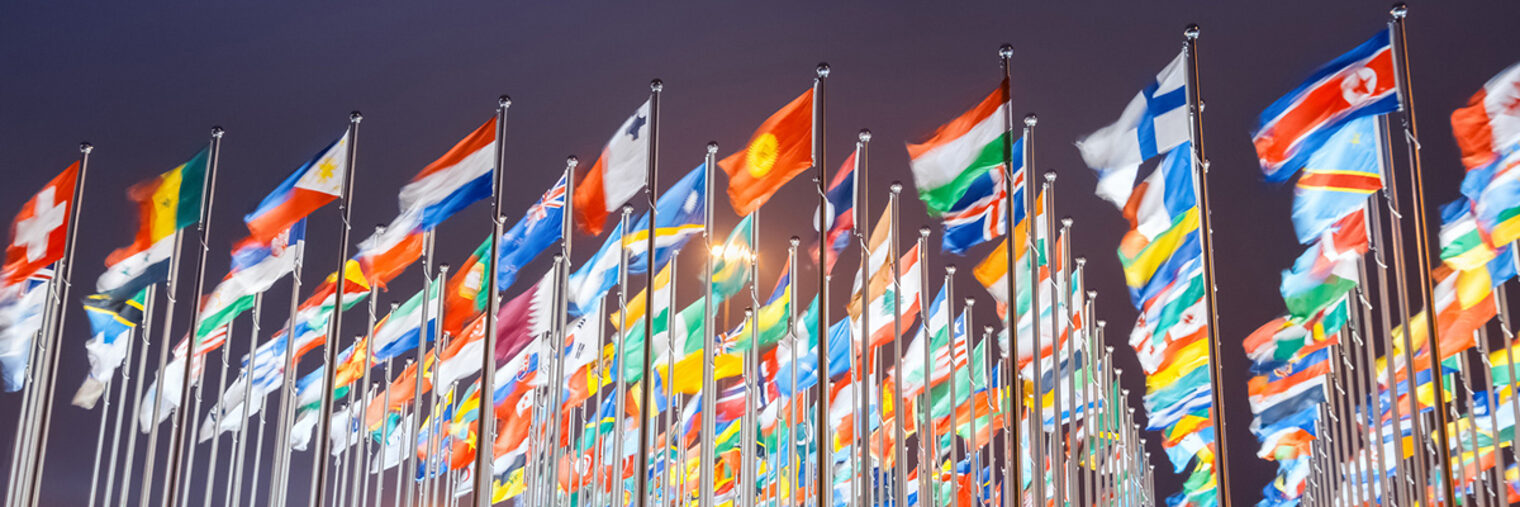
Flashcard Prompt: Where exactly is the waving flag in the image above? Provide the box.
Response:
[1076,51,1189,208]
[1290,116,1383,243]
[1451,60,1520,171]
[4,162,79,285]
[399,117,497,230]
[908,82,1013,215]
[720,89,815,216]
[0,269,50,392]
[97,147,210,302]
[574,99,652,235]
[69,289,147,408]
[1252,30,1399,182]
[369,281,442,360]
[498,172,569,292]
[355,207,424,290]
[245,132,348,242]
[567,166,706,315]
[196,220,305,337]
[812,149,856,275]
[940,137,1024,255]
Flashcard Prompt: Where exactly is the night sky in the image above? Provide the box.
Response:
[3,1,1517,504]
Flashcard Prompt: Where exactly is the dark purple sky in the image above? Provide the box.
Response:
[2,1,1517,504]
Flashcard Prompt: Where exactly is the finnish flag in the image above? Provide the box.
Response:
[1076,50,1191,208]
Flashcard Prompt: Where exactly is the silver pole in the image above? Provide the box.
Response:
[855,129,872,507]
[104,287,157,507]
[141,232,187,507]
[406,231,436,506]
[916,227,933,507]
[998,45,1023,507]
[474,96,511,506]
[699,142,719,507]
[178,338,211,507]
[812,64,831,507]
[946,272,960,507]
[201,321,236,507]
[87,352,115,507]
[634,78,664,507]
[228,294,266,507]
[351,286,379,507]
[268,231,305,507]
[613,205,633,507]
[888,183,907,507]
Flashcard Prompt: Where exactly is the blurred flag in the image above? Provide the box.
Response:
[244,132,348,242]
[1076,51,1188,208]
[1290,116,1382,243]
[0,269,51,392]
[812,149,856,275]
[940,137,1024,255]
[1450,60,1520,171]
[907,82,1013,215]
[71,290,147,408]
[574,99,652,235]
[720,89,815,216]
[399,117,497,229]
[97,147,210,302]
[4,162,78,285]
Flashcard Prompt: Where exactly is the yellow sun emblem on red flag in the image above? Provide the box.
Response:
[745,133,780,178]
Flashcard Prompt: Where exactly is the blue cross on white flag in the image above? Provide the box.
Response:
[1076,50,1190,209]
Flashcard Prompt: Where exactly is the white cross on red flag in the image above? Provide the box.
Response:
[4,162,79,285]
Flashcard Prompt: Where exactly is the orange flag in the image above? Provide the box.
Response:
[719,89,814,216]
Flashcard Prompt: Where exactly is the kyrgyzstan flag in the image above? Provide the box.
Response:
[719,89,814,216]
[4,162,79,285]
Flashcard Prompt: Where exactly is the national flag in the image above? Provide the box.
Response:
[443,237,491,337]
[1252,30,1399,182]
[1076,51,1189,208]
[853,243,924,350]
[1117,146,1201,308]
[1450,60,1520,171]
[566,166,707,315]
[907,81,1014,215]
[96,147,210,302]
[398,117,497,230]
[195,220,305,338]
[940,138,1025,255]
[573,99,652,235]
[70,290,147,408]
[498,172,570,292]
[355,207,425,290]
[244,132,348,242]
[1470,149,1520,246]
[1440,197,1498,272]
[719,89,815,216]
[4,162,79,285]
[369,281,442,360]
[812,149,855,275]
[0,269,51,392]
[1280,211,1368,319]
[436,270,556,388]
[1290,115,1383,243]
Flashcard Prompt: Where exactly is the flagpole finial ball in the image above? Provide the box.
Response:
[964,298,975,307]
[998,44,1013,59]
[567,155,579,167]
[438,263,450,272]
[621,205,634,215]
[707,142,720,154]
[790,236,801,247]
[1074,256,1085,267]
[390,301,400,310]
[945,265,956,275]
[858,130,872,143]
[1391,3,1407,18]
[350,111,363,123]
[1105,346,1113,353]
[1097,320,1106,328]
[983,325,994,335]
[1061,217,1073,228]
[1043,171,1057,183]
[1184,24,1200,40]
[919,226,931,238]
[650,79,664,92]
[1086,290,1096,299]
[745,308,753,317]
[1023,114,1037,127]
[553,253,563,263]
[79,142,93,154]
[890,182,902,194]
[498,95,512,108]
[816,63,830,78]
[211,126,225,138]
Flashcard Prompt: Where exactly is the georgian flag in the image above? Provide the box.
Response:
[3,162,78,285]
[1077,50,1190,209]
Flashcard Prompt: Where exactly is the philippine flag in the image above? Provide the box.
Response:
[244,132,349,243]
[399,118,498,230]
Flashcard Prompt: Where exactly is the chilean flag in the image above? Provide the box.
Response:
[4,162,78,285]
[399,117,498,230]
[245,132,349,243]
[1253,30,1400,182]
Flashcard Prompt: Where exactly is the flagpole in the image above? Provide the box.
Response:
[855,131,873,507]
[546,156,579,506]
[1475,325,1505,501]
[178,353,210,506]
[1058,218,1077,506]
[589,295,610,507]
[140,233,186,507]
[945,269,960,507]
[4,272,50,506]
[18,142,92,506]
[662,250,678,507]
[1495,286,1520,464]
[268,226,306,507]
[1080,279,1097,507]
[407,230,436,506]
[811,63,831,507]
[86,343,115,507]
[613,204,633,507]
[1029,172,1050,507]
[916,226,933,507]
[1046,211,1066,506]
[1179,25,1236,506]
[462,95,508,507]
[103,287,156,507]
[307,112,362,507]
[1349,266,1396,506]
[228,293,265,507]
[879,182,904,506]
[351,277,380,507]
[787,235,801,507]
[201,324,236,506]
[699,141,719,507]
[631,77,664,507]
[997,45,1024,507]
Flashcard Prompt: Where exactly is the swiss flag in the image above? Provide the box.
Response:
[4,162,79,285]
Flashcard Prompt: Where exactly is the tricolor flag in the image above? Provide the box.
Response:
[573,100,652,235]
[566,166,707,315]
[244,132,348,242]
[195,220,306,338]
[1290,116,1383,244]
[1451,60,1520,171]
[1076,51,1189,208]
[908,81,1012,215]
[812,149,856,275]
[1252,30,1399,182]
[355,207,425,290]
[720,89,815,216]
[4,162,79,285]
[940,137,1024,255]
[399,117,497,230]
[97,147,210,302]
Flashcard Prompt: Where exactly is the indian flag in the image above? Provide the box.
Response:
[907,81,1013,215]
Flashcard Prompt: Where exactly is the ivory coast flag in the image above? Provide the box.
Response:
[907,80,1012,215]
[720,89,814,216]
[96,147,210,302]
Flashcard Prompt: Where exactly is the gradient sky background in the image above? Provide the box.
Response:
[2,1,1517,504]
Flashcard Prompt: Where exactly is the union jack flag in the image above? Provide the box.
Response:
[941,166,1025,255]
[526,174,567,221]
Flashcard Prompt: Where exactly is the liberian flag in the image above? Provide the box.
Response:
[1451,60,1520,171]
[908,81,1012,215]
[1253,30,1399,182]
[245,132,348,242]
[573,100,651,235]
[97,147,210,302]
[399,118,497,230]
[4,162,78,285]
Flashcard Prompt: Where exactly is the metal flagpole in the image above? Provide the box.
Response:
[699,142,719,507]
[1080,282,1097,507]
[474,96,511,506]
[351,280,380,507]
[1029,172,1050,507]
[3,271,51,506]
[1058,221,1077,507]
[160,126,227,507]
[104,288,156,507]
[228,294,265,507]
[614,205,634,506]
[247,355,273,507]
[1047,212,1066,507]
[663,250,677,507]
[87,343,116,507]
[307,112,362,507]
[1388,7,1458,504]
[1476,326,1505,502]
[201,324,236,506]
[963,299,976,507]
[744,304,758,507]
[374,357,394,506]
[997,45,1023,507]
[787,236,801,507]
[1497,286,1520,454]
[1349,267,1396,506]
[946,271,960,507]
[855,132,873,507]
[1180,25,1234,505]
[1458,352,1486,507]
[18,142,92,506]
[889,183,907,507]
[634,77,664,507]
[812,64,831,507]
[179,352,210,506]
[141,231,187,507]
[268,222,306,507]
[916,227,933,507]
[589,296,609,507]
[553,155,578,507]
[974,324,989,507]
[407,231,436,506]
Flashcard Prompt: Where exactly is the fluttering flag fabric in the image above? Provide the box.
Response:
[1076,51,1189,208]
[1252,30,1399,182]
[399,117,497,230]
[195,220,305,338]
[244,132,348,242]
[719,89,815,216]
[574,99,652,235]
[498,171,570,292]
[0,269,50,392]
[567,166,707,315]
[812,149,856,275]
[355,207,424,291]
[940,138,1024,255]
[907,81,1013,215]
[96,147,209,303]
[70,290,147,408]
[4,162,79,285]
[1290,115,1383,243]
[1450,60,1520,171]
